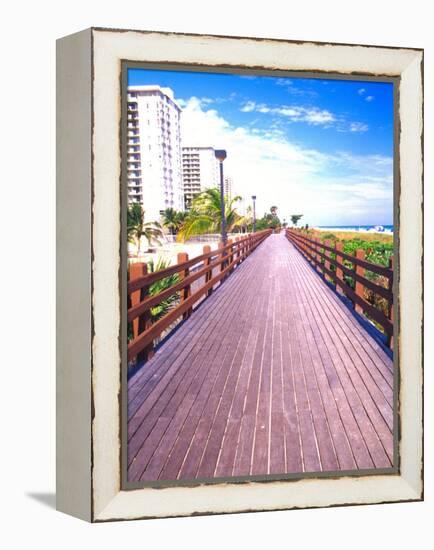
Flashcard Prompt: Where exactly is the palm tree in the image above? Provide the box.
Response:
[290,214,303,227]
[177,188,246,242]
[270,205,278,217]
[243,204,253,233]
[161,208,179,235]
[127,203,163,256]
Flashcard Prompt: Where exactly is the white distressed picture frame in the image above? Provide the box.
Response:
[56,28,423,522]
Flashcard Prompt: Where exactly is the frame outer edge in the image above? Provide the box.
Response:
[88,29,424,521]
[56,27,93,522]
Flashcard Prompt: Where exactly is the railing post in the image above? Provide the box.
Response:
[246,234,251,256]
[228,238,234,273]
[234,237,240,267]
[299,232,304,255]
[203,245,213,297]
[335,242,344,294]
[219,240,226,282]
[305,234,313,265]
[355,249,365,314]
[315,238,321,274]
[130,262,154,362]
[388,256,394,349]
[324,239,332,281]
[178,252,192,319]
[315,237,321,273]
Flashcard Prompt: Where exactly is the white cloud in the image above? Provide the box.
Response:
[349,122,369,132]
[178,96,216,108]
[276,78,293,86]
[180,98,392,225]
[240,101,256,112]
[240,101,335,126]
[365,95,374,102]
[303,109,335,124]
[241,101,369,133]
[275,78,319,98]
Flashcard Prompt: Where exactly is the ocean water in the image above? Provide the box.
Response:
[316,224,393,234]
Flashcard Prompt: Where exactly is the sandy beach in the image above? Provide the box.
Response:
[314,226,393,235]
[128,238,221,267]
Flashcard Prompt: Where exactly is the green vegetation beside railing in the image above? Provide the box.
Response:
[127,257,180,344]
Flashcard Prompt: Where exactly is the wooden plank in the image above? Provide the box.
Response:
[307,271,394,403]
[250,280,274,475]
[305,280,394,454]
[268,276,287,475]
[127,262,248,417]
[158,264,261,480]
[289,243,392,466]
[289,264,376,468]
[279,272,304,473]
[128,259,257,478]
[296,248,394,380]
[293,247,394,403]
[232,267,271,476]
[167,248,266,480]
[214,264,266,478]
[288,262,356,470]
[129,311,237,479]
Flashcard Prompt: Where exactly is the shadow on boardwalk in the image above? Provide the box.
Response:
[127,233,394,483]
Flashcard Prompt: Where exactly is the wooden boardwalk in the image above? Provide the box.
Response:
[127,233,394,482]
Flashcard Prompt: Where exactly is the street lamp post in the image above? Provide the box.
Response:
[252,195,257,233]
[214,149,227,246]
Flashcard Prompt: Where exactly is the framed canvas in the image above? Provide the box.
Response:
[56,27,423,522]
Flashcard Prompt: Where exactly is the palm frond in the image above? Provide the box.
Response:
[177,214,215,242]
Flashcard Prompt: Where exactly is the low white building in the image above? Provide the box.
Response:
[127,85,184,221]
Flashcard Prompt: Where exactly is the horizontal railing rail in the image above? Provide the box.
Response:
[286,229,394,347]
[128,229,272,364]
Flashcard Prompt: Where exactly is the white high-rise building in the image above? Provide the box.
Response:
[182,147,220,209]
[126,85,184,221]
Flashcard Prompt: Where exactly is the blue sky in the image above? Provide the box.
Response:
[128,68,394,226]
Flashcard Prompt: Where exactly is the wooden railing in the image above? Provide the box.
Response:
[128,229,272,364]
[286,229,394,347]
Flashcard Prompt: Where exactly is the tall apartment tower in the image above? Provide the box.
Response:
[182,147,220,209]
[126,85,184,221]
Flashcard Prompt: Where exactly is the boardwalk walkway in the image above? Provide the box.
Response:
[127,233,394,482]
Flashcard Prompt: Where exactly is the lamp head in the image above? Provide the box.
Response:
[214,149,227,162]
